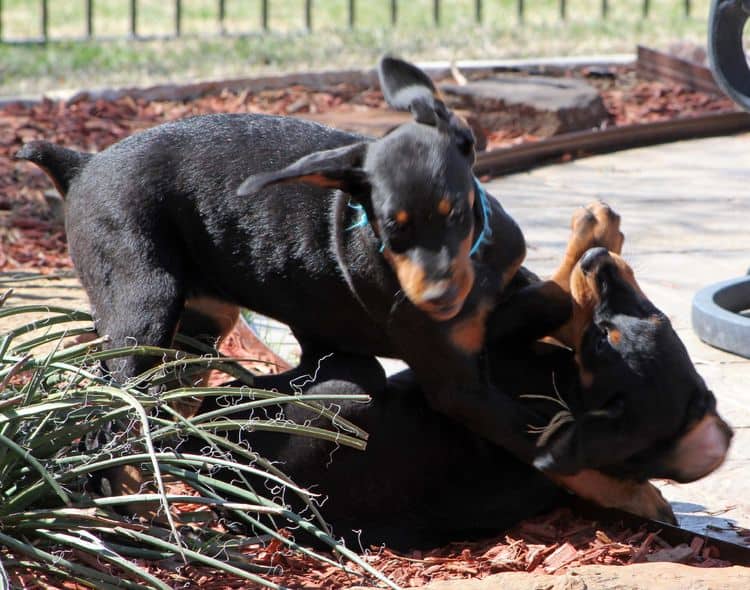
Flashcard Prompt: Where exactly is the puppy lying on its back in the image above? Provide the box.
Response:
[175,205,732,547]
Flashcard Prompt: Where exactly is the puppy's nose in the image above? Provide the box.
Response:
[580,247,609,275]
[667,414,733,483]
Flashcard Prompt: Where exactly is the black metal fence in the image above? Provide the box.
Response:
[0,0,697,44]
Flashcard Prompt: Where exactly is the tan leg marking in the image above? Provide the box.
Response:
[549,201,624,349]
[449,299,493,354]
[553,470,676,523]
[172,297,240,418]
[551,201,624,292]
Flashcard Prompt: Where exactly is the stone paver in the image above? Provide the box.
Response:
[355,563,750,590]
[352,563,750,590]
[488,133,750,546]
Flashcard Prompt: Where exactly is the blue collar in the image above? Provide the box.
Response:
[346,175,492,257]
[469,176,493,257]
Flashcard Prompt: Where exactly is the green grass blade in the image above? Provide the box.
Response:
[0,430,71,507]
[36,529,171,590]
[114,528,286,590]
[11,327,97,354]
[169,418,367,450]
[0,530,143,590]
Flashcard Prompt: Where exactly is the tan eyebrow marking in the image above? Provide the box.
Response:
[395,210,409,224]
[438,197,452,216]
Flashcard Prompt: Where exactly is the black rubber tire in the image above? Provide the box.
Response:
[692,276,750,359]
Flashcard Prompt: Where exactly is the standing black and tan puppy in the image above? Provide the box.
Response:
[17,57,557,460]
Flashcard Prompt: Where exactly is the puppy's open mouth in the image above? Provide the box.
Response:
[413,278,469,321]
[424,300,464,321]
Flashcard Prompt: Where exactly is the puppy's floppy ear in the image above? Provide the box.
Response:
[532,404,632,475]
[378,55,449,126]
[237,142,369,197]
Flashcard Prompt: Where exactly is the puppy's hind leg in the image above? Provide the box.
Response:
[170,298,241,418]
[82,256,186,515]
[84,257,186,385]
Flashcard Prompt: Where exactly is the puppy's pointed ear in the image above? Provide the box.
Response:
[378,55,448,126]
[379,56,476,157]
[237,142,369,197]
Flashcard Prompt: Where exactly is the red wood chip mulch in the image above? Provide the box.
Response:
[141,508,733,589]
[8,508,730,589]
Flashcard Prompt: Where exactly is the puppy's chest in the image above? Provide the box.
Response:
[445,297,494,355]
[442,258,516,355]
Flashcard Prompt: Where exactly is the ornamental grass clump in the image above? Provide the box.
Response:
[0,283,398,590]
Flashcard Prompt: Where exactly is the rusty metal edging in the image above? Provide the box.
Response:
[474,111,750,177]
[571,499,750,566]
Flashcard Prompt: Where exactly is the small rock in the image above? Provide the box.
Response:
[441,75,610,136]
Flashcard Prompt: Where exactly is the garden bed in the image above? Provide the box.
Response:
[2,53,749,588]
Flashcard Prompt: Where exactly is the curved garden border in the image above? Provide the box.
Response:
[692,276,750,359]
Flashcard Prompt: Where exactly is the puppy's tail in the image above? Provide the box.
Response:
[15,141,93,197]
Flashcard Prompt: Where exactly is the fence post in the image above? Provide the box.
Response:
[349,0,355,28]
[391,0,397,25]
[41,0,48,42]
[305,0,312,30]
[433,0,440,25]
[518,0,524,24]
[130,0,137,37]
[218,0,225,33]
[642,0,649,18]
[601,0,608,19]
[86,0,94,38]
[560,0,566,20]
[685,0,691,16]
[261,0,268,31]
[175,0,181,36]
[475,0,481,23]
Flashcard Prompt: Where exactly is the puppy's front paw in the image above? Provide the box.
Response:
[568,201,624,260]
[552,470,677,525]
[620,482,677,525]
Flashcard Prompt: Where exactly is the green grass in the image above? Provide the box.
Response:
[0,1,713,96]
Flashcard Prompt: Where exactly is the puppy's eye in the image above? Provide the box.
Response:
[384,217,413,251]
[595,328,610,354]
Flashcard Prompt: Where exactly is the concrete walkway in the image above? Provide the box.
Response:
[487,133,750,546]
